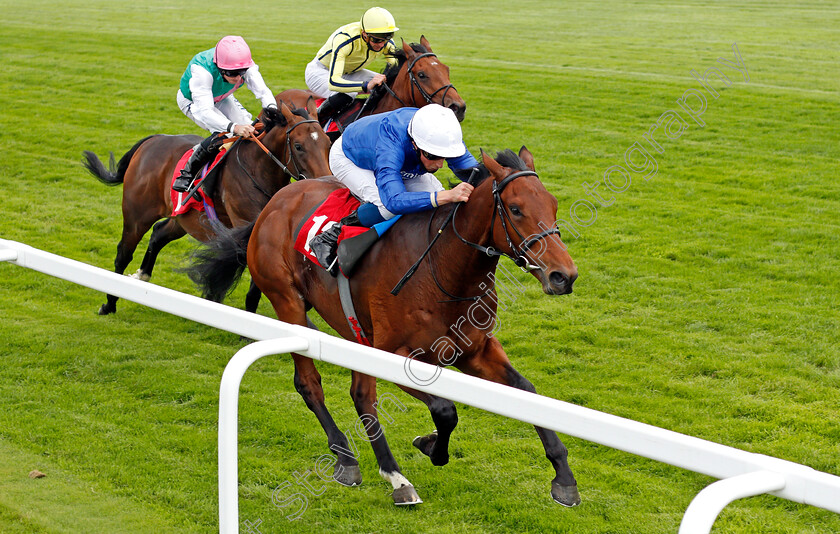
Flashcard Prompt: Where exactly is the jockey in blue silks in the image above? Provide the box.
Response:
[310,104,478,273]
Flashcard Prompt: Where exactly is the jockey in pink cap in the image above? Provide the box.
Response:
[174,36,277,194]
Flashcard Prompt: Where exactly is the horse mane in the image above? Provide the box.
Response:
[366,42,431,106]
[261,105,314,133]
[469,149,531,186]
[383,42,429,85]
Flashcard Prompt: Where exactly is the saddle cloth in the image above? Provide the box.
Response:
[316,98,365,134]
[169,147,227,217]
[293,189,368,268]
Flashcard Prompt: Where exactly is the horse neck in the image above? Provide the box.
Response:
[219,128,290,218]
[250,125,292,186]
[376,65,420,112]
[428,177,501,294]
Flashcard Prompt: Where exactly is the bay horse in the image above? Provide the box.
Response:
[188,147,580,507]
[278,36,466,141]
[83,100,331,315]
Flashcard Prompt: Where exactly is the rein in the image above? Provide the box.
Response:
[380,52,457,109]
[452,171,562,271]
[391,170,562,297]
[236,116,319,198]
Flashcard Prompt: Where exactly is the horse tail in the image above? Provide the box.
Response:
[186,220,255,303]
[82,135,156,186]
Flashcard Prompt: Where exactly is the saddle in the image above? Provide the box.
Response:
[169,144,231,218]
[317,87,385,140]
[293,189,402,278]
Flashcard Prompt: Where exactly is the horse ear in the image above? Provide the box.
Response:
[305,96,318,120]
[518,145,536,172]
[278,100,295,123]
[401,38,415,58]
[420,35,433,52]
[481,149,505,179]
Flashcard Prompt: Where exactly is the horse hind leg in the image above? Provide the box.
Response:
[135,218,186,281]
[99,221,149,315]
[244,279,262,313]
[350,371,422,505]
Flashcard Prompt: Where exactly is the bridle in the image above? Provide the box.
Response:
[391,169,563,299]
[381,52,458,108]
[236,115,319,197]
[452,170,562,272]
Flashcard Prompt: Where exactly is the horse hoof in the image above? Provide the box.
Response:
[333,463,362,487]
[412,431,448,466]
[98,304,114,315]
[412,433,435,456]
[392,484,422,506]
[551,482,581,507]
[129,269,150,282]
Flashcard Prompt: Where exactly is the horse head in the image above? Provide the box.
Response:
[261,100,332,180]
[384,37,467,121]
[481,147,577,295]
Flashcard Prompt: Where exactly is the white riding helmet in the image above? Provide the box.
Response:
[407,104,466,159]
[361,7,399,34]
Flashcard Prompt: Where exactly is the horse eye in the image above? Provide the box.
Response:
[294,143,303,151]
[510,206,522,216]
[417,71,427,79]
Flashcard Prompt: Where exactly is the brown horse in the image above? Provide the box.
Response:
[278,36,466,140]
[83,100,331,315]
[188,147,580,507]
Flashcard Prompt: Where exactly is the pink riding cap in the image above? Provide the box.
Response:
[214,36,255,70]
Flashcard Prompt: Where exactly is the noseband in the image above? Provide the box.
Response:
[453,170,562,271]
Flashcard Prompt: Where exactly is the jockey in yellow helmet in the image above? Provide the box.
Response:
[305,7,399,118]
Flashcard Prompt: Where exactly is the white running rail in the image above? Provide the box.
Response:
[2,238,839,534]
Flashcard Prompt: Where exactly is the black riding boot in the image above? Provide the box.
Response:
[172,133,224,193]
[310,209,362,276]
[316,92,354,122]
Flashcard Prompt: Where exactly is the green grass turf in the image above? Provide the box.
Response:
[1,0,839,532]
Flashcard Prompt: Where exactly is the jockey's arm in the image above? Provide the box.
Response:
[374,142,438,215]
[448,150,480,178]
[242,65,277,110]
[188,66,235,133]
[327,37,366,94]
[384,41,398,67]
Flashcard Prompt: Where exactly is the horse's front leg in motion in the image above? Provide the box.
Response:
[291,353,362,487]
[350,371,422,505]
[397,385,458,467]
[459,338,581,507]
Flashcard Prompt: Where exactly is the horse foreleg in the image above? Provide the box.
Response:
[350,371,422,505]
[136,218,186,281]
[262,286,362,487]
[396,385,457,467]
[291,353,362,487]
[458,338,581,507]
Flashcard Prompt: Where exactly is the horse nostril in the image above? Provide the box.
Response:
[450,103,466,122]
[549,271,567,287]
[549,271,574,293]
